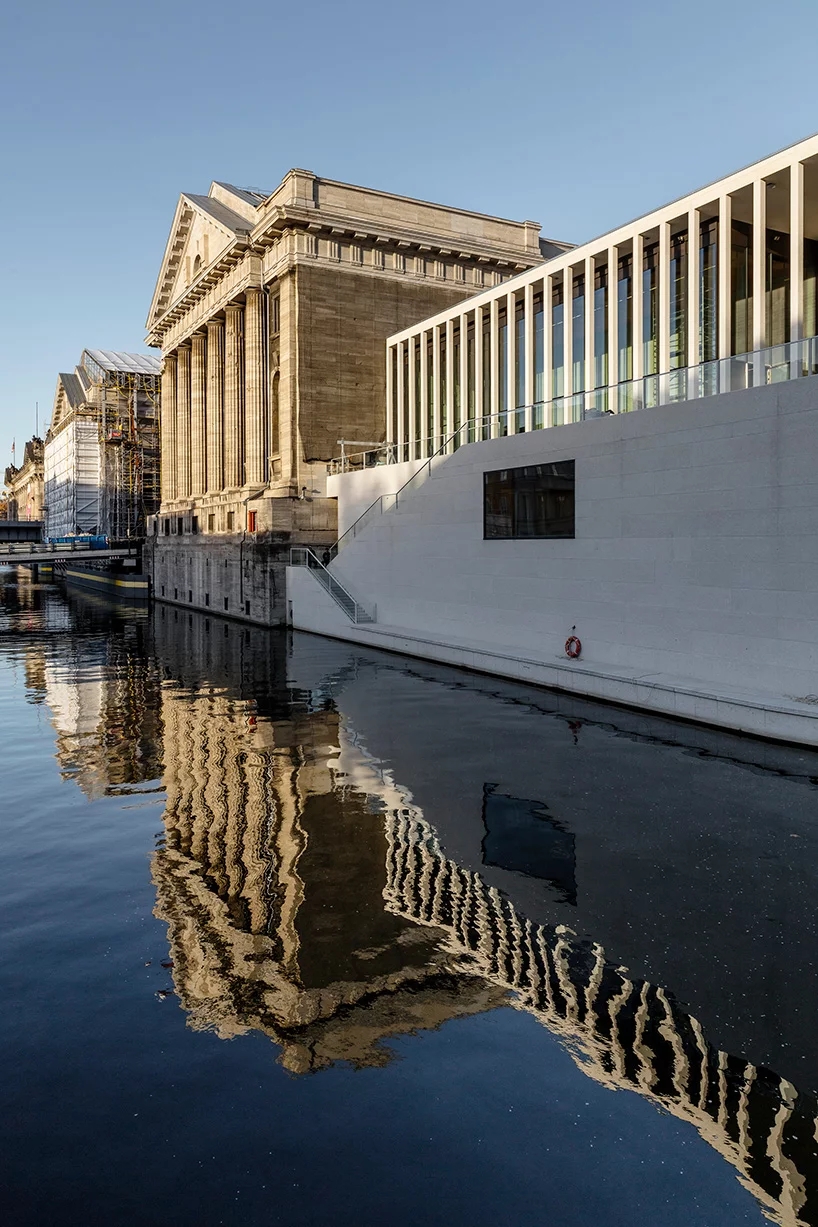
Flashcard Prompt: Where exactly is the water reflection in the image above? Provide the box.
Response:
[16,578,818,1226]
[144,606,818,1226]
[151,608,502,1072]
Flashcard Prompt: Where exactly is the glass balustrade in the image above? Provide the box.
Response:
[330,336,818,474]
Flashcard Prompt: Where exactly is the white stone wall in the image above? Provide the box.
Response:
[318,377,818,708]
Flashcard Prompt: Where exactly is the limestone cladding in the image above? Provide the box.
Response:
[145,172,559,622]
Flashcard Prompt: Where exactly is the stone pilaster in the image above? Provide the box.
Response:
[176,344,192,498]
[224,303,244,490]
[244,288,265,486]
[160,352,177,503]
[206,319,224,493]
[190,331,207,496]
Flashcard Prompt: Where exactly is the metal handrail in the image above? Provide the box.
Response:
[327,334,818,481]
[289,547,375,623]
[328,415,496,558]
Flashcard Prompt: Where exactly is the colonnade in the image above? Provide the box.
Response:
[387,144,818,461]
[159,288,269,503]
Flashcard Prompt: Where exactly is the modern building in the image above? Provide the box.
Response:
[144,173,562,622]
[4,437,44,522]
[44,349,161,539]
[288,132,818,746]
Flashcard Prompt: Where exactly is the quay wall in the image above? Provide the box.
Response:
[145,495,337,625]
[290,376,818,743]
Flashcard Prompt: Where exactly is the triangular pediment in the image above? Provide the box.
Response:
[146,188,260,331]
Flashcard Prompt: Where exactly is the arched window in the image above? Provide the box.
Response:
[192,254,202,279]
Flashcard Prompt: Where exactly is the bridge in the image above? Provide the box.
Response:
[0,520,44,544]
[0,542,138,566]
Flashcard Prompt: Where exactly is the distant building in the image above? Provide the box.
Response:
[144,174,559,622]
[4,436,44,522]
[44,349,161,539]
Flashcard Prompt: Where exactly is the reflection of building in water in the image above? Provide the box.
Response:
[152,608,502,1073]
[385,811,818,1227]
[40,629,163,799]
[150,608,818,1222]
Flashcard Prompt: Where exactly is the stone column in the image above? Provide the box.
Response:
[244,288,265,486]
[206,319,224,493]
[160,352,177,503]
[176,344,192,498]
[190,331,207,496]
[224,303,244,489]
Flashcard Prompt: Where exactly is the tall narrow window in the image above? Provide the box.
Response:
[402,345,410,461]
[415,346,422,451]
[390,350,398,446]
[643,243,659,405]
[482,313,491,440]
[439,334,447,441]
[453,326,461,441]
[700,219,719,386]
[593,265,608,402]
[767,228,790,349]
[533,293,544,427]
[498,307,509,435]
[669,232,687,400]
[515,301,526,408]
[426,338,434,454]
[805,239,818,356]
[573,273,586,422]
[731,220,752,357]
[572,275,585,409]
[617,254,633,411]
[552,282,565,400]
[467,321,476,441]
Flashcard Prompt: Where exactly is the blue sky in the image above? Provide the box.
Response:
[1,0,817,463]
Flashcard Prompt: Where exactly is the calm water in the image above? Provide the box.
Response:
[3,573,818,1226]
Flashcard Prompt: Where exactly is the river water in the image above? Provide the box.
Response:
[3,572,818,1226]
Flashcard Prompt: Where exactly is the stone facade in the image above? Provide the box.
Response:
[145,172,562,623]
[4,436,44,522]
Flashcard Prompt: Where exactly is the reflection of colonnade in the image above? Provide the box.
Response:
[384,811,818,1227]
[152,613,501,1071]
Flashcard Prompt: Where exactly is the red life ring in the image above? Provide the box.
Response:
[565,635,582,659]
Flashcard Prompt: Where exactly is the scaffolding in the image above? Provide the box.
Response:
[45,350,161,539]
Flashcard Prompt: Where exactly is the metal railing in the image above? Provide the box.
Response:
[289,547,376,623]
[327,334,818,475]
[0,541,137,559]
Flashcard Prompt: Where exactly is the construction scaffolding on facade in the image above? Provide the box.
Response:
[44,350,161,539]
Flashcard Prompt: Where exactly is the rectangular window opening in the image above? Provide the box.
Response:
[484,461,575,540]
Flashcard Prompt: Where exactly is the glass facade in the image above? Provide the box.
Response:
[498,308,509,435]
[572,275,585,395]
[467,322,476,441]
[731,220,752,358]
[766,228,790,348]
[439,334,447,440]
[533,294,544,427]
[552,281,564,400]
[593,265,608,409]
[391,142,818,460]
[643,243,659,406]
[617,254,633,412]
[669,232,687,400]
[482,314,491,440]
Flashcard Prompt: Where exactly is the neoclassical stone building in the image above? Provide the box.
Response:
[145,172,560,622]
[4,436,44,523]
